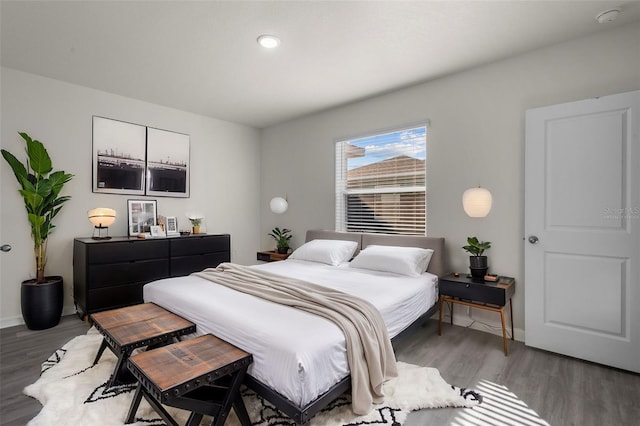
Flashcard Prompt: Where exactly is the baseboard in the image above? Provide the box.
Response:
[0,306,77,329]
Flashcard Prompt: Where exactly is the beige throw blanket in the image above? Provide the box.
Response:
[193,263,398,415]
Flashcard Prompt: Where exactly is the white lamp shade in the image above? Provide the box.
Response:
[88,208,116,227]
[462,187,492,218]
[269,197,288,214]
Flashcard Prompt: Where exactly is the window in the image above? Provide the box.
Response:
[335,125,427,235]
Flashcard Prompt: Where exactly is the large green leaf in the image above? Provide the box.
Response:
[21,132,52,175]
[48,171,73,196]
[19,189,44,213]
[1,149,28,187]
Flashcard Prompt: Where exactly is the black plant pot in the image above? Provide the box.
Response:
[277,246,289,254]
[21,276,64,330]
[469,256,488,279]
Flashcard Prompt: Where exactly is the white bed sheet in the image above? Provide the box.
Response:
[143,259,437,408]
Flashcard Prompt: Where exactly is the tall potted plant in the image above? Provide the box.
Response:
[462,236,491,279]
[2,132,73,329]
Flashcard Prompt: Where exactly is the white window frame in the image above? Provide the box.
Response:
[335,123,428,235]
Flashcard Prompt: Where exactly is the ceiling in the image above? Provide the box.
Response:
[2,1,639,129]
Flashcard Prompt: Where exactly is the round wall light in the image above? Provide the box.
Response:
[462,186,493,218]
[270,197,288,214]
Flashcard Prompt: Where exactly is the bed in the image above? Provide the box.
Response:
[143,230,446,424]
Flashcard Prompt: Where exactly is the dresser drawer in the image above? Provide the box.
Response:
[171,252,230,277]
[87,283,143,312]
[86,239,169,264]
[439,279,509,306]
[170,235,230,257]
[88,259,169,288]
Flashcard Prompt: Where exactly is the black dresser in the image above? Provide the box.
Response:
[73,234,230,318]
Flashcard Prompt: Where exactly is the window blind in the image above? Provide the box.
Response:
[335,125,427,235]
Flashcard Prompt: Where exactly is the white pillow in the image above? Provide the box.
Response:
[288,239,359,266]
[349,245,434,277]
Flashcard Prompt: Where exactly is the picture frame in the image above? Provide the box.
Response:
[150,225,165,238]
[165,216,179,235]
[127,199,158,237]
[92,116,191,198]
[93,116,146,195]
[145,127,190,198]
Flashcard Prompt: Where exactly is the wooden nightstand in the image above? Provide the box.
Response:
[438,273,515,355]
[256,250,290,262]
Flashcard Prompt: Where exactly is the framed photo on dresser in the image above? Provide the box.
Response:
[127,199,157,237]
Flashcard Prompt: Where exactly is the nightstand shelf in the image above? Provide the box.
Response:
[438,273,515,355]
[256,250,290,262]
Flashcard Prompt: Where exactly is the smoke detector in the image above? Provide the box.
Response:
[596,8,621,23]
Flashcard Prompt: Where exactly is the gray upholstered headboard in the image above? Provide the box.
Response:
[304,230,446,277]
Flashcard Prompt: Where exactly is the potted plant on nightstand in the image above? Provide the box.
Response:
[2,132,73,330]
[462,236,491,279]
[268,227,292,254]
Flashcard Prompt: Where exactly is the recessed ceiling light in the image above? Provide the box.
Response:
[595,8,621,24]
[257,34,280,49]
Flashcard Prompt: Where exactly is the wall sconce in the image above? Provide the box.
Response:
[88,208,116,240]
[462,186,492,218]
[269,197,288,214]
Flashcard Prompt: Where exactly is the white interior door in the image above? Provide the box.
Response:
[525,90,639,373]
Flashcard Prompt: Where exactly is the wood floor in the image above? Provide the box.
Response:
[1,315,639,425]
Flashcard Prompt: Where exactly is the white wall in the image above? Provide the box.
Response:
[0,68,261,327]
[260,23,640,339]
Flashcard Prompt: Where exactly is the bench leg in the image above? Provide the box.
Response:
[213,368,248,426]
[140,387,179,426]
[92,339,108,366]
[233,395,252,426]
[109,349,133,388]
[125,383,144,424]
[185,412,203,426]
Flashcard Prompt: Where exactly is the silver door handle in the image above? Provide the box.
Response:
[1,244,11,252]
[528,235,539,244]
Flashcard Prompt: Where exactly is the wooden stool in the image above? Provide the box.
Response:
[90,303,196,387]
[125,334,253,426]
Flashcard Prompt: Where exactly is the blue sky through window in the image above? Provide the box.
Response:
[347,127,426,170]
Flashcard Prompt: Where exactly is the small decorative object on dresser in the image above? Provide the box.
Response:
[268,227,292,254]
[127,199,157,237]
[187,215,203,234]
[462,236,491,279]
[165,216,179,235]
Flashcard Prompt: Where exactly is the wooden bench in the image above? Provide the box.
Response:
[90,303,196,388]
[125,334,253,426]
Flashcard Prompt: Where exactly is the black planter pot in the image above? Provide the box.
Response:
[21,276,64,330]
[277,246,289,254]
[469,256,488,279]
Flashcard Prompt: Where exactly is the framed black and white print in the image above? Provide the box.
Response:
[145,127,190,198]
[93,116,146,195]
[127,199,157,237]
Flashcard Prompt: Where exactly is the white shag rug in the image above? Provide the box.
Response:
[24,329,481,426]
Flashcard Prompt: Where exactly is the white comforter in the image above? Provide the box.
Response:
[143,259,438,407]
